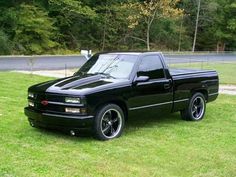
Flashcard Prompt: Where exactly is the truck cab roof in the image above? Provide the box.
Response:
[100,51,162,56]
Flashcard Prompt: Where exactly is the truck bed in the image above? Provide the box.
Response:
[169,68,215,76]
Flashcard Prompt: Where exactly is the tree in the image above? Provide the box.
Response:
[188,0,236,51]
[123,0,183,50]
[179,0,215,51]
[94,1,133,51]
[0,30,12,55]
[0,0,235,54]
[13,4,58,54]
[48,0,96,49]
[192,0,201,52]
[213,0,236,51]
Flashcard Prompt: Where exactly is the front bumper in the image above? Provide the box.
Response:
[24,107,94,131]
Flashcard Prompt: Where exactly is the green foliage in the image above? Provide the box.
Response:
[94,2,133,50]
[13,4,58,54]
[213,0,236,50]
[151,17,192,51]
[49,0,96,18]
[181,0,236,51]
[48,0,96,49]
[0,30,12,55]
[0,0,235,54]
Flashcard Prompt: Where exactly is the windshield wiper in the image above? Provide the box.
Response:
[94,72,116,79]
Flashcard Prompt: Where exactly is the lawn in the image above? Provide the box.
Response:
[169,62,236,85]
[0,72,235,177]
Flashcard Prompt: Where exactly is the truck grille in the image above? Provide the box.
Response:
[29,93,75,113]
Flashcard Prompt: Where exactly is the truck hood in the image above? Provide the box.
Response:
[29,74,130,95]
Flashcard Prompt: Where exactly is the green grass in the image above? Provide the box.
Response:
[169,62,236,85]
[0,72,236,177]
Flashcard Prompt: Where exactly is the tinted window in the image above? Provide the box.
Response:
[137,55,164,79]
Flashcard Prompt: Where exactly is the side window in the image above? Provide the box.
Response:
[137,55,165,79]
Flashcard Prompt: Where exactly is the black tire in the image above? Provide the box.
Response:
[180,92,206,121]
[93,104,125,140]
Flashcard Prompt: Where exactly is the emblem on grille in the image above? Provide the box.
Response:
[41,100,48,106]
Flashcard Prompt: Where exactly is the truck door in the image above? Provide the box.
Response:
[128,54,173,114]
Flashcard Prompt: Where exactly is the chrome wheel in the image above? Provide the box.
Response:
[191,96,205,120]
[100,109,122,139]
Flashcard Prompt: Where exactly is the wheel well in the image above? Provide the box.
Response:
[95,100,128,121]
[192,89,208,101]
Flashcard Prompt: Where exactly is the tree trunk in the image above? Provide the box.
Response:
[147,24,150,51]
[102,3,108,51]
[178,15,184,52]
[217,41,225,52]
[192,0,201,52]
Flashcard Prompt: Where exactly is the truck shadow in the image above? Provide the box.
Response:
[125,112,182,134]
[34,126,93,140]
[33,112,182,141]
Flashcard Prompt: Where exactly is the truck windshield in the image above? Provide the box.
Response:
[75,54,138,79]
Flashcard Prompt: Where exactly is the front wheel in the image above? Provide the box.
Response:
[93,104,125,140]
[181,93,206,121]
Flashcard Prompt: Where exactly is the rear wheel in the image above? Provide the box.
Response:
[93,104,125,140]
[181,93,206,121]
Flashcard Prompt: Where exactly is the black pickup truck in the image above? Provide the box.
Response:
[24,52,219,140]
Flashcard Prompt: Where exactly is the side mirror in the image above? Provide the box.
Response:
[134,76,149,83]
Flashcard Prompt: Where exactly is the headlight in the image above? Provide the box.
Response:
[65,107,80,113]
[28,100,34,107]
[65,97,80,104]
[28,92,34,98]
